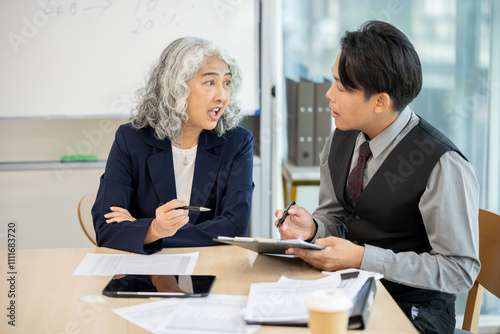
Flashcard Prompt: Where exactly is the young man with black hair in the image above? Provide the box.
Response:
[276,21,480,333]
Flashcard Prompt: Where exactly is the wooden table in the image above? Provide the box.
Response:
[0,246,417,333]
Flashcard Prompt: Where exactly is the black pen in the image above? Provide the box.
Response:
[158,204,211,212]
[277,201,295,228]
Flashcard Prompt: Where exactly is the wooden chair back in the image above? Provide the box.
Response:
[78,192,97,246]
[461,209,500,333]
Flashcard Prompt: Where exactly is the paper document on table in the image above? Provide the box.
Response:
[72,252,199,276]
[112,294,261,334]
[243,272,370,325]
[112,298,178,333]
[154,294,261,334]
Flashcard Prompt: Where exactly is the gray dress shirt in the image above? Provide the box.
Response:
[313,107,480,294]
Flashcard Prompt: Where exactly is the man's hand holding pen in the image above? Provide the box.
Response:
[274,202,317,242]
[274,202,365,272]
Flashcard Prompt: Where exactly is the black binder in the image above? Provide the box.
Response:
[348,277,377,330]
[314,79,333,165]
[286,77,315,166]
[286,78,298,165]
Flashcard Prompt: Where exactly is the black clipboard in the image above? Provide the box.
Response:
[213,236,323,256]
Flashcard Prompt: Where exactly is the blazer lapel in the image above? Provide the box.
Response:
[189,131,224,223]
[145,134,177,205]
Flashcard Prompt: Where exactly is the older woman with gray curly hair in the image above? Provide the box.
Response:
[92,37,254,254]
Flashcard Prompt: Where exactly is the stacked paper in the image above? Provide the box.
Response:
[242,272,370,325]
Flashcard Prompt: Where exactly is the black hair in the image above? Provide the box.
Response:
[339,20,422,112]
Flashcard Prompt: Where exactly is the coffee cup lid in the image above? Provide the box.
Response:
[306,289,353,312]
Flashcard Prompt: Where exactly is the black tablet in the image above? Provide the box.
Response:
[102,274,216,298]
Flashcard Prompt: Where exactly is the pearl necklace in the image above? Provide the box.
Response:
[174,140,198,165]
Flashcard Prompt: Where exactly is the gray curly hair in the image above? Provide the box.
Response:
[130,37,243,141]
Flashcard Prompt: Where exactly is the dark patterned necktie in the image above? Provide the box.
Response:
[346,141,372,207]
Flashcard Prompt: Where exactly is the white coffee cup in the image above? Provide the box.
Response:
[306,289,353,334]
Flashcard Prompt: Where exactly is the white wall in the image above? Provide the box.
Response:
[0,118,125,249]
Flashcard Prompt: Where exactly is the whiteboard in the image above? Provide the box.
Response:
[0,0,259,118]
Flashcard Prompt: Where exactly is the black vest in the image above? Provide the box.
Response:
[328,117,466,301]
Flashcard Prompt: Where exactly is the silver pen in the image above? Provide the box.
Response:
[176,206,211,212]
[158,203,211,212]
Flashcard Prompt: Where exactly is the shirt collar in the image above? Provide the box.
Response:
[354,106,413,159]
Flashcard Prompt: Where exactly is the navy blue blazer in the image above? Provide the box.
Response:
[92,124,254,254]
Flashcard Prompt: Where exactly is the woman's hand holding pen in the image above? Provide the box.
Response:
[145,200,190,244]
[274,204,317,241]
